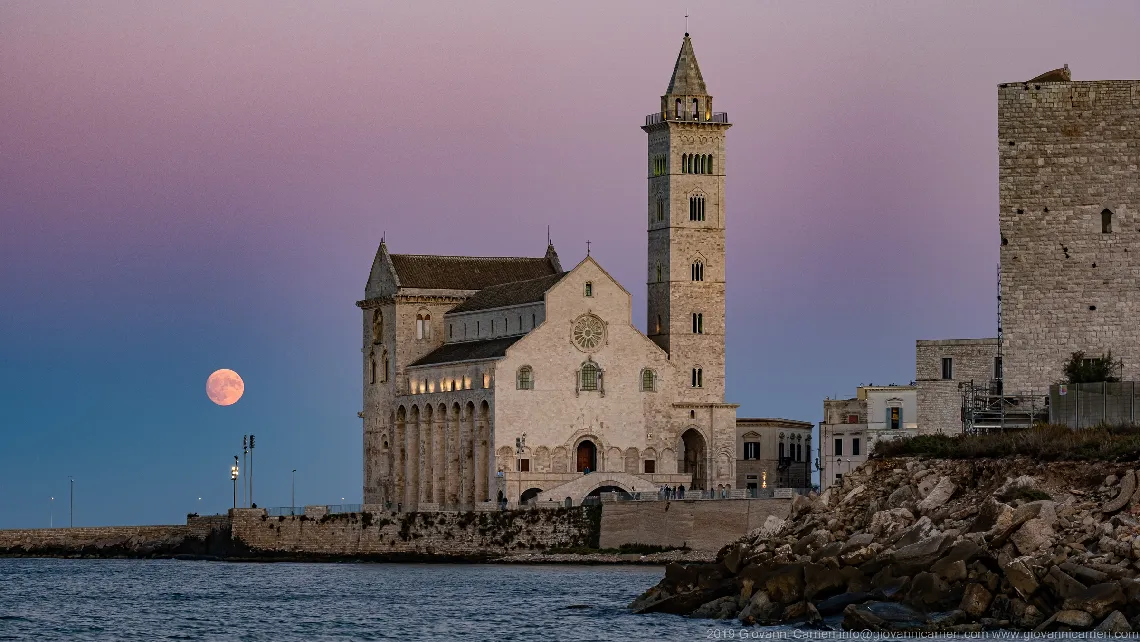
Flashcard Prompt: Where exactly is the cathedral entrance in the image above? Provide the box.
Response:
[576,440,597,473]
[680,429,707,490]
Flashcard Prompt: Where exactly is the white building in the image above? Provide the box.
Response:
[818,385,918,491]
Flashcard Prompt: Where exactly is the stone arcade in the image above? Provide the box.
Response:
[356,35,741,510]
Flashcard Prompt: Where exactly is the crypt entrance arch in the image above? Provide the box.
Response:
[679,428,708,490]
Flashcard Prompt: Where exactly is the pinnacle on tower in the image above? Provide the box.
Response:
[666,33,707,96]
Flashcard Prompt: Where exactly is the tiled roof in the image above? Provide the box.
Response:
[390,254,559,291]
[409,336,524,367]
[448,272,567,314]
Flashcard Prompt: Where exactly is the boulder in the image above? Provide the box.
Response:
[906,571,953,610]
[1002,560,1039,598]
[1093,610,1132,633]
[917,475,940,499]
[933,559,967,583]
[893,516,933,548]
[762,564,805,605]
[1044,566,1088,600]
[810,541,843,562]
[804,562,845,600]
[1012,500,1057,526]
[721,545,745,574]
[870,509,915,537]
[1059,562,1110,585]
[916,477,957,514]
[738,590,779,625]
[1104,470,1136,513]
[1052,609,1095,629]
[691,595,740,620]
[887,485,915,508]
[842,484,866,504]
[842,601,930,632]
[793,530,830,555]
[889,533,956,572]
[815,591,874,617]
[1011,518,1055,555]
[969,497,1013,533]
[1062,582,1126,620]
[750,515,785,542]
[841,533,875,554]
[997,475,1038,499]
[959,583,993,619]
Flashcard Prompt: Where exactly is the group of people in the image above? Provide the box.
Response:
[659,485,686,500]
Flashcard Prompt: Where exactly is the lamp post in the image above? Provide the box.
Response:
[515,433,526,505]
[292,469,297,516]
[249,434,255,508]
[231,456,240,510]
[69,476,74,528]
[50,497,53,528]
[242,436,248,508]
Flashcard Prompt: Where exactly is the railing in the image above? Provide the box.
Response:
[645,111,729,126]
[327,504,363,514]
[265,506,303,517]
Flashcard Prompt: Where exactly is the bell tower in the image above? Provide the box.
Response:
[643,33,730,402]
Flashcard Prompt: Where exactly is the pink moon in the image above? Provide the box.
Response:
[206,369,244,406]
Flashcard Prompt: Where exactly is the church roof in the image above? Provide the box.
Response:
[666,34,707,96]
[389,253,560,291]
[408,336,524,367]
[448,272,568,314]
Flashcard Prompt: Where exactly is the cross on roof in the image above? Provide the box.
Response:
[586,240,591,256]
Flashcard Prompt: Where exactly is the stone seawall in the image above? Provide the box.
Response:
[599,499,791,552]
[0,515,232,558]
[229,506,600,560]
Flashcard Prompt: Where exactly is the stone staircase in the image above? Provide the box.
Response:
[531,471,663,506]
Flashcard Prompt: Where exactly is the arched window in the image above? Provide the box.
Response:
[689,195,705,222]
[449,323,453,338]
[691,260,704,281]
[656,199,665,221]
[680,154,687,174]
[674,98,681,119]
[369,350,377,384]
[656,265,663,282]
[579,362,599,391]
[371,309,383,344]
[516,366,534,390]
[381,349,389,383]
[655,315,661,334]
[691,312,703,334]
[692,98,699,119]
[700,154,707,174]
[1103,208,1114,233]
[584,281,593,297]
[691,367,703,388]
[416,314,424,340]
[708,154,714,174]
[640,368,656,392]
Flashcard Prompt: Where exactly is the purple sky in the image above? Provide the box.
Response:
[2,2,1138,527]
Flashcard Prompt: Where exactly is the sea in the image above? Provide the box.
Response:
[0,559,1094,641]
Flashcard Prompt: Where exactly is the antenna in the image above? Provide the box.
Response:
[547,225,551,246]
[685,12,689,34]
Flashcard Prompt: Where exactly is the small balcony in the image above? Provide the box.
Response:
[645,111,729,126]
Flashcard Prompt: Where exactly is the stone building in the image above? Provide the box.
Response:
[735,418,812,494]
[820,385,917,490]
[999,66,1140,397]
[356,34,741,510]
[915,65,1140,434]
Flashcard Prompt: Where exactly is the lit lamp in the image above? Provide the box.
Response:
[231,456,240,510]
[761,471,767,489]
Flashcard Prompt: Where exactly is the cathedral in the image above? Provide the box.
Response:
[357,34,740,510]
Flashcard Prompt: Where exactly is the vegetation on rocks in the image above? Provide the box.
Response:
[631,456,1140,633]
[872,424,1140,462]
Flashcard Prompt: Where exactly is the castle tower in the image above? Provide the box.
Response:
[643,34,731,402]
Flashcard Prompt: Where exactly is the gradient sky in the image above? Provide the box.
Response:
[2,1,1139,528]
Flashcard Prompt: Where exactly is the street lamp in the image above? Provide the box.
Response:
[231,456,240,510]
[68,476,74,528]
[515,433,526,505]
[50,497,53,528]
[292,469,297,516]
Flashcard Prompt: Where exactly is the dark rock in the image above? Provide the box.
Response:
[960,583,994,619]
[804,562,845,600]
[1059,562,1109,585]
[890,533,956,573]
[722,546,745,574]
[1003,560,1039,598]
[842,601,930,632]
[1062,582,1126,620]
[1044,566,1088,600]
[841,533,874,554]
[906,572,951,609]
[691,595,740,620]
[632,578,737,615]
[780,601,807,621]
[763,564,805,605]
[887,485,915,509]
[1093,610,1131,633]
[839,566,870,593]
[738,590,780,625]
[815,591,874,617]
[810,541,842,562]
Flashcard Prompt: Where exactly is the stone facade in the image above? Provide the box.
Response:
[357,35,739,510]
[915,338,1000,434]
[820,386,917,490]
[999,74,1140,397]
[734,418,812,492]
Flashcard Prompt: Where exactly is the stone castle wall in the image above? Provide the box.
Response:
[0,515,230,556]
[999,79,1140,397]
[915,338,999,434]
[229,507,599,558]
[598,498,789,552]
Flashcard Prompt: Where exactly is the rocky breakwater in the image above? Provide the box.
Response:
[631,457,1140,633]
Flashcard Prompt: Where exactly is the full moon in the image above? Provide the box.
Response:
[206,369,244,406]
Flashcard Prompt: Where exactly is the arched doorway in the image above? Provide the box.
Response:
[587,485,632,500]
[576,440,597,473]
[520,487,543,505]
[681,429,707,490]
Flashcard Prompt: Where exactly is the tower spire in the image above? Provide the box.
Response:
[666,33,707,96]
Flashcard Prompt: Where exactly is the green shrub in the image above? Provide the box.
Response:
[1063,351,1121,384]
[872,423,1140,462]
